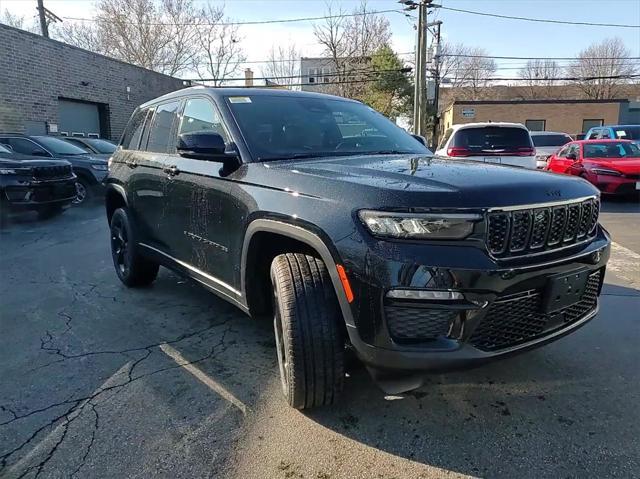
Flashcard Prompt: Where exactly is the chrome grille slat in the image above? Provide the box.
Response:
[486,198,599,259]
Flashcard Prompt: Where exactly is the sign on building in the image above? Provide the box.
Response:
[462,108,475,118]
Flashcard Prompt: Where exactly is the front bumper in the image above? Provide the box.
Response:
[343,227,610,375]
[2,178,77,209]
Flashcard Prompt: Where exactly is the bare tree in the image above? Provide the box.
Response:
[1,9,39,33]
[261,43,301,89]
[438,43,497,99]
[518,59,561,98]
[55,0,200,76]
[567,37,637,99]
[313,0,392,98]
[191,3,246,86]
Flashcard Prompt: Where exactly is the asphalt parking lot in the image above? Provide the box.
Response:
[1,198,639,479]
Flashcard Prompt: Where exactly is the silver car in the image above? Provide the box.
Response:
[530,131,573,169]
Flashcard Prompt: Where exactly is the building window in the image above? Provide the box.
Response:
[525,119,546,131]
[582,119,603,133]
[308,68,318,84]
[321,67,332,83]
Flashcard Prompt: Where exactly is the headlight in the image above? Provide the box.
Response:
[591,168,622,177]
[358,210,481,239]
[90,164,108,171]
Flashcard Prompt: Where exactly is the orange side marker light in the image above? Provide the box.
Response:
[336,264,354,303]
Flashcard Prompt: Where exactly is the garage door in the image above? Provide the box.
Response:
[59,100,101,137]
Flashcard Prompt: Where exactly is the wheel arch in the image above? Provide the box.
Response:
[105,184,128,224]
[241,219,355,327]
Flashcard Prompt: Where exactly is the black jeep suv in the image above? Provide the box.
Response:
[106,88,610,408]
[1,143,76,223]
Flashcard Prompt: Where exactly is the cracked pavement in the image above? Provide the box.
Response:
[0,200,639,478]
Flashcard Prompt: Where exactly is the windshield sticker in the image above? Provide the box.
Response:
[229,97,252,103]
[615,130,626,137]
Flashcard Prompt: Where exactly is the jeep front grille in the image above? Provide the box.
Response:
[486,198,599,258]
[32,165,73,180]
[469,270,601,352]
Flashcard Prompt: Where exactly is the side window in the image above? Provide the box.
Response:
[586,129,599,140]
[146,101,180,154]
[121,108,151,150]
[178,98,229,142]
[568,144,579,158]
[600,129,611,139]
[9,138,49,156]
[556,145,570,158]
[438,129,453,150]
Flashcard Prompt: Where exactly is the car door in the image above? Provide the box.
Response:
[131,100,181,253]
[167,96,240,293]
[548,144,570,173]
[566,144,584,176]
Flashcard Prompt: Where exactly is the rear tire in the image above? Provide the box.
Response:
[270,253,344,409]
[110,207,159,287]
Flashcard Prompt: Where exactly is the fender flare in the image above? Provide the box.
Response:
[241,219,356,327]
[105,183,129,205]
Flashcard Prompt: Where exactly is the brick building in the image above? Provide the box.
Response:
[440,98,640,138]
[0,24,186,141]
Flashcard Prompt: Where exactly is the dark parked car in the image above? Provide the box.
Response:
[62,137,117,157]
[105,88,610,409]
[0,134,108,205]
[0,143,76,224]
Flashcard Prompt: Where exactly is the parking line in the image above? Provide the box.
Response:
[608,241,640,287]
[159,343,249,415]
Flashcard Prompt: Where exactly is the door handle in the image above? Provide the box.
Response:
[163,165,180,176]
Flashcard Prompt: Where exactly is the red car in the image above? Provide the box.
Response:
[546,139,640,196]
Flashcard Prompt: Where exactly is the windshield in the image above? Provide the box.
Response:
[84,138,117,153]
[584,142,640,159]
[0,144,12,154]
[532,134,572,147]
[612,126,640,140]
[33,136,88,155]
[451,126,533,153]
[226,94,430,161]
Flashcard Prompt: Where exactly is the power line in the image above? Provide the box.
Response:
[440,54,640,60]
[183,67,412,83]
[437,6,640,28]
[61,9,404,26]
[441,73,640,82]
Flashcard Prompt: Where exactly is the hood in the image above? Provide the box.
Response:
[0,155,72,168]
[52,153,107,164]
[584,157,640,175]
[262,154,599,209]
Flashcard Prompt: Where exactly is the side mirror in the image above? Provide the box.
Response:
[177,131,230,161]
[411,134,427,147]
[566,152,577,160]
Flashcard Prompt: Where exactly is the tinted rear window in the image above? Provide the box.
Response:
[452,127,532,153]
[613,127,640,140]
[122,109,150,150]
[532,134,572,147]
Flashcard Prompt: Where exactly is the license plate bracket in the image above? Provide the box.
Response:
[542,269,590,313]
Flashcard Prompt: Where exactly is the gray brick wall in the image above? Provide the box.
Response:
[0,24,185,140]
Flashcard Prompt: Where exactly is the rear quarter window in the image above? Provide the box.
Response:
[613,127,640,140]
[532,134,572,147]
[121,109,151,150]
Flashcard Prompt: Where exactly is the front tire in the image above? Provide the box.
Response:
[73,177,92,205]
[110,207,159,287]
[270,253,344,409]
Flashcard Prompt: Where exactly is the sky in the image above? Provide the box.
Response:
[1,0,639,80]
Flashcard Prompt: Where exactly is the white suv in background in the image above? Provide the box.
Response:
[435,122,537,169]
[530,131,573,169]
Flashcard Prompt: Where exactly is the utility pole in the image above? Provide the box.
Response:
[399,0,435,137]
[431,21,442,148]
[36,0,62,39]
[37,0,49,38]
